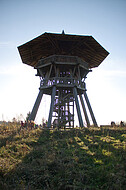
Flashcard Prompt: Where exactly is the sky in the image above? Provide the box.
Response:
[0,0,126,125]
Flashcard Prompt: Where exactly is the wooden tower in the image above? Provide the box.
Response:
[18,32,109,128]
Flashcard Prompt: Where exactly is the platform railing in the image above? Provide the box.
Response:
[40,77,85,89]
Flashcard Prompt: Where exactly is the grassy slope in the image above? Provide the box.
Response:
[0,123,126,190]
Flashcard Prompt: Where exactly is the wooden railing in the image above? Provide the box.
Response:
[40,77,85,89]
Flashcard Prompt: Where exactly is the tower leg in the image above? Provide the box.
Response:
[47,86,56,128]
[67,103,71,127]
[79,94,90,127]
[29,90,43,121]
[83,91,98,127]
[73,87,84,127]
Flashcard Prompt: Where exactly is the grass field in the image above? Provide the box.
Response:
[0,123,126,190]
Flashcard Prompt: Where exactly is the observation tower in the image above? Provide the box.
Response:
[18,32,109,128]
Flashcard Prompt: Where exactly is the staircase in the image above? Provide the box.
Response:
[53,92,74,128]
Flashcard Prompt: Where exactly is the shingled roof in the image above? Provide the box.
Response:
[18,32,109,68]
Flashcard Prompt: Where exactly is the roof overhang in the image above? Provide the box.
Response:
[18,32,109,68]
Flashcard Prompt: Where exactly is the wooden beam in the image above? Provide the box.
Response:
[79,94,90,127]
[46,33,61,53]
[83,91,98,127]
[29,90,43,121]
[73,87,84,127]
[47,86,56,128]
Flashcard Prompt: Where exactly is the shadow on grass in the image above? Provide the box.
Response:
[0,128,21,148]
[1,127,126,190]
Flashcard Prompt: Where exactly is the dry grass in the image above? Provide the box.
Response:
[0,123,126,189]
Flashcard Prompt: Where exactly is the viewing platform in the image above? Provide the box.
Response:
[40,77,86,90]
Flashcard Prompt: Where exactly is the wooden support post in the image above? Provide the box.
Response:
[29,90,43,121]
[83,91,98,127]
[73,87,84,127]
[79,94,90,127]
[58,90,60,128]
[47,86,56,128]
[72,99,74,128]
[48,64,53,79]
[38,69,44,78]
[67,102,71,127]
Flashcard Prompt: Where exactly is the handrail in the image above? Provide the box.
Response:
[40,77,85,89]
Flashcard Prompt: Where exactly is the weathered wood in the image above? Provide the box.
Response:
[47,86,56,128]
[23,54,98,127]
[18,33,109,68]
[29,90,43,121]
[83,91,98,127]
[73,87,84,127]
[79,94,90,127]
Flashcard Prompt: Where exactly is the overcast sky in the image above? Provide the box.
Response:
[0,0,126,125]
